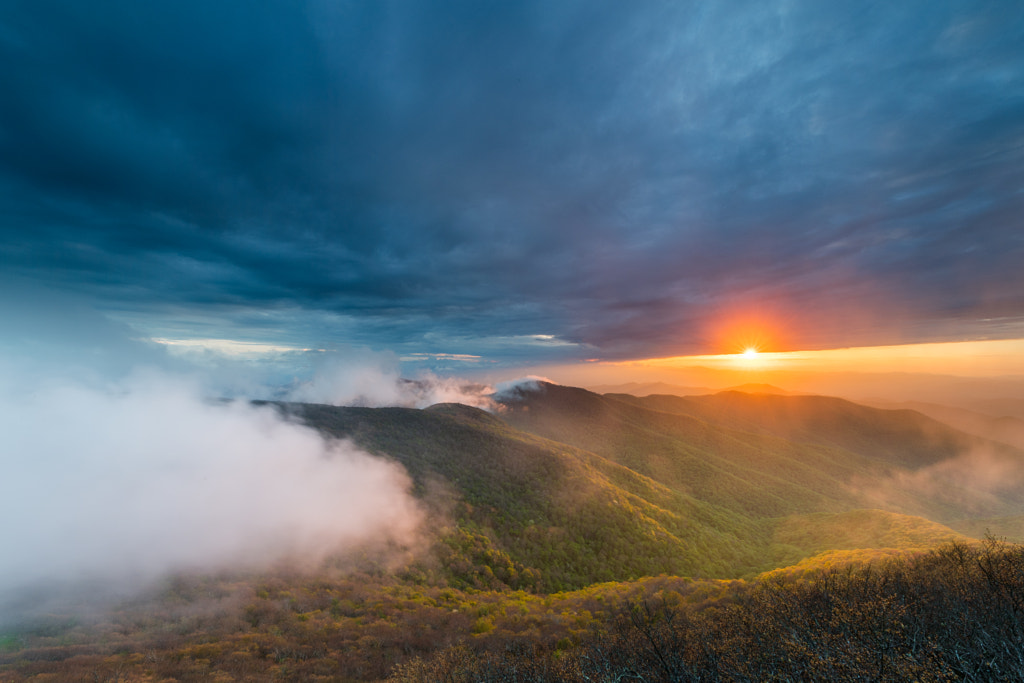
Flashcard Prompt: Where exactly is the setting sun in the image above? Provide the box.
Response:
[742,347,759,357]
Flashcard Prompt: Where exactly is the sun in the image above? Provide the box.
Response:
[742,347,759,358]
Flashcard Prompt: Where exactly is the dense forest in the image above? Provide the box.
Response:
[4,383,1024,681]
[2,540,1023,681]
[393,538,1024,682]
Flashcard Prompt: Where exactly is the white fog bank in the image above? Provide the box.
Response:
[0,369,423,602]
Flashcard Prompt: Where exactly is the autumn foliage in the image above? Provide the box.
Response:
[392,538,1024,682]
[2,539,1023,682]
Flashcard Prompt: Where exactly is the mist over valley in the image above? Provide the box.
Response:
[4,0,1024,678]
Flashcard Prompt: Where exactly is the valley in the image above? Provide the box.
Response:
[3,382,1023,681]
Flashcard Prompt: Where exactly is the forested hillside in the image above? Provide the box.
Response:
[285,386,985,589]
[391,539,1024,682]
[5,383,1024,682]
[4,541,1021,681]
[501,383,1024,522]
[286,401,769,588]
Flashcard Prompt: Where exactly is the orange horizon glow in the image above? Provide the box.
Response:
[703,307,790,355]
[480,337,1024,405]
[622,338,1024,377]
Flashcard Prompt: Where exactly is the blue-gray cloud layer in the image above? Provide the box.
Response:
[2,0,1023,361]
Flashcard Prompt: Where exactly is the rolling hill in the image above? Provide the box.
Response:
[264,381,1019,588]
[6,383,1020,683]
[282,401,768,588]
[607,390,972,468]
[590,387,1024,521]
[868,399,1024,452]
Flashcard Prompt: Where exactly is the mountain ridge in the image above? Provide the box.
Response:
[263,381,1010,588]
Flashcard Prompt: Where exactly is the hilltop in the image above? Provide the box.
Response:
[502,383,1024,519]
[283,400,769,588]
[264,380,1024,589]
[868,398,1024,452]
[585,381,715,397]
[7,381,1024,682]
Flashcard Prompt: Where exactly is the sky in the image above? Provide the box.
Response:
[2,0,1024,611]
[2,0,1024,382]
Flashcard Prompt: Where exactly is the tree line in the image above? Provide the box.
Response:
[391,537,1024,682]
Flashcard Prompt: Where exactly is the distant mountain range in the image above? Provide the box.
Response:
[867,399,1024,452]
[585,381,717,396]
[586,381,797,396]
[273,382,1024,590]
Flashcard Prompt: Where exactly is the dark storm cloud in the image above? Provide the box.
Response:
[2,0,1023,361]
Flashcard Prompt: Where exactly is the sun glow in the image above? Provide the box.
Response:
[611,338,1024,377]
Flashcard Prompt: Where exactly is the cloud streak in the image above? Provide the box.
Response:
[1,1,1023,362]
[285,349,496,410]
